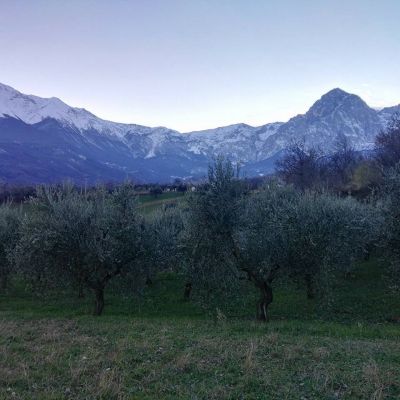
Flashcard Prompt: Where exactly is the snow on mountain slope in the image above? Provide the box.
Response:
[0,82,105,131]
[0,82,180,141]
[378,105,400,127]
[0,82,399,183]
[185,122,283,162]
[256,88,390,159]
[0,82,188,163]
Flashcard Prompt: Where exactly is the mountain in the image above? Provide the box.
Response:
[0,83,399,184]
[257,88,386,160]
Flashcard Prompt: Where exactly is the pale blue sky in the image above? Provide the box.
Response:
[0,0,399,131]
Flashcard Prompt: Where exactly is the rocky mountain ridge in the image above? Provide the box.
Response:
[0,83,398,183]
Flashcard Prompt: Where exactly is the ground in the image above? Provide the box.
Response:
[1,261,399,399]
[137,192,185,213]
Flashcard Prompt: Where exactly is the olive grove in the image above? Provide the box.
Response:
[184,161,377,321]
[1,118,400,321]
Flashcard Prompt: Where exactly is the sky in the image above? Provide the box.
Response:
[0,0,399,132]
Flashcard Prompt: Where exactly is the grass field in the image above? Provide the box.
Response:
[137,192,185,213]
[1,261,400,399]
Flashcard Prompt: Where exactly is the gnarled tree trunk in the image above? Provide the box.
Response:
[305,273,315,299]
[145,276,153,286]
[77,283,85,298]
[0,272,8,292]
[93,286,105,316]
[183,282,192,301]
[256,281,273,322]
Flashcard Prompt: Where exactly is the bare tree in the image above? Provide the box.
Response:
[375,116,400,168]
[328,135,360,191]
[275,141,323,191]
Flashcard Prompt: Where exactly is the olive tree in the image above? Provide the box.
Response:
[379,164,400,291]
[236,185,297,320]
[238,187,376,320]
[140,204,184,287]
[0,203,21,291]
[183,157,375,321]
[286,192,376,298]
[183,158,247,304]
[16,183,144,315]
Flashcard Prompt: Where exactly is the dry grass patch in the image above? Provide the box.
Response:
[243,339,258,372]
[0,318,399,399]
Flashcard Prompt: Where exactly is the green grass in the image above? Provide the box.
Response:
[1,260,400,399]
[137,192,185,213]
[137,192,184,204]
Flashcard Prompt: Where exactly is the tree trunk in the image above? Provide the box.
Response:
[77,283,85,298]
[0,273,8,291]
[77,270,85,298]
[93,287,105,316]
[305,273,315,299]
[183,282,192,301]
[256,281,273,322]
[145,276,153,286]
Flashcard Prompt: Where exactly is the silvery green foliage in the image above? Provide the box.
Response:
[16,183,143,314]
[239,185,377,298]
[184,156,376,319]
[380,164,400,291]
[183,158,247,301]
[0,203,21,290]
[237,184,298,283]
[146,204,184,273]
[16,202,62,291]
[286,192,377,296]
[123,204,185,295]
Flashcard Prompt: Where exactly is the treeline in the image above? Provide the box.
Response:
[0,185,36,204]
[0,181,190,204]
[0,117,399,319]
[276,117,400,197]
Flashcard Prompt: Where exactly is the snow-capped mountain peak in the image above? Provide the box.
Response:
[0,83,132,138]
[307,88,369,118]
[0,83,399,183]
[1,83,86,125]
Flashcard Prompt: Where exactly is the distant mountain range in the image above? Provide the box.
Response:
[0,83,399,184]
